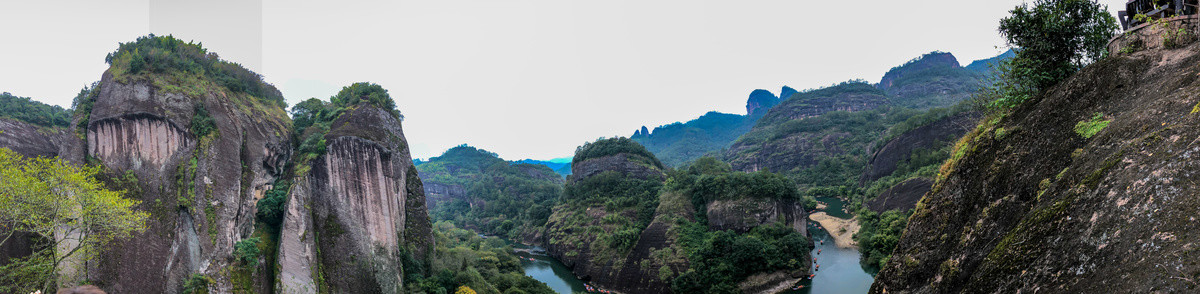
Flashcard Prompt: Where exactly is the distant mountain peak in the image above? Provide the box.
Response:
[878,51,961,90]
[780,86,799,100]
[746,89,780,117]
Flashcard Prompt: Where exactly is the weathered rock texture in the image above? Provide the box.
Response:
[860,112,979,185]
[872,44,1200,293]
[568,153,666,182]
[864,178,932,213]
[705,197,808,236]
[276,105,433,294]
[82,72,291,293]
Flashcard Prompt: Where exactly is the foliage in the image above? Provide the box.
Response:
[331,82,403,119]
[105,35,285,108]
[0,148,149,291]
[182,274,213,294]
[573,137,663,169]
[455,286,478,294]
[987,0,1117,110]
[0,92,70,128]
[233,237,261,265]
[671,222,812,293]
[255,178,291,227]
[854,209,911,269]
[190,102,217,137]
[417,145,563,239]
[1073,112,1110,138]
[70,82,102,133]
[405,222,554,294]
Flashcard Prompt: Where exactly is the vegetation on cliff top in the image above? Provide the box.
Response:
[0,92,70,128]
[416,145,562,239]
[573,137,664,169]
[104,34,285,108]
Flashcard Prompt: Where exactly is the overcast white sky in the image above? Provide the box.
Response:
[0,0,1130,160]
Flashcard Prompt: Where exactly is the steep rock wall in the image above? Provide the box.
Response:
[83,73,291,293]
[860,112,979,185]
[872,45,1200,293]
[277,105,433,294]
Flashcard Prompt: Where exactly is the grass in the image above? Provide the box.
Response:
[1074,113,1110,139]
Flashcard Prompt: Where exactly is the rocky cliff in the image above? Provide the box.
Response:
[277,104,433,294]
[81,70,291,293]
[860,112,979,185]
[725,82,890,174]
[872,44,1200,293]
[705,197,807,236]
[746,89,781,117]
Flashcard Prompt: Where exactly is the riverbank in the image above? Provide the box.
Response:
[808,212,859,248]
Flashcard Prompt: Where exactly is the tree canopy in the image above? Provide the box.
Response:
[986,0,1117,110]
[331,82,402,119]
[0,148,148,292]
[0,92,70,128]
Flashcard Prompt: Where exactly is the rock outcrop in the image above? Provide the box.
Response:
[276,104,433,294]
[872,44,1200,293]
[864,178,932,213]
[860,112,979,185]
[82,72,291,293]
[568,153,666,182]
[746,89,780,117]
[705,197,807,236]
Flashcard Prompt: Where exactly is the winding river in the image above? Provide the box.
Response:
[508,196,875,294]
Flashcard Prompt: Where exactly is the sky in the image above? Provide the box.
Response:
[0,0,1131,160]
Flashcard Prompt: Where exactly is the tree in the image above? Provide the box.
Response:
[454,286,477,294]
[0,148,149,292]
[987,0,1117,110]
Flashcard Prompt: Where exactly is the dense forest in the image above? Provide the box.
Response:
[416,145,564,240]
[0,92,71,127]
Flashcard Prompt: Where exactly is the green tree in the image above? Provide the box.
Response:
[0,148,149,292]
[987,0,1117,110]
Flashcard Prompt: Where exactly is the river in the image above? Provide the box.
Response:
[507,196,875,294]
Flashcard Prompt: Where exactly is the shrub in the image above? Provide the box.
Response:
[234,237,262,265]
[190,102,216,137]
[255,179,291,227]
[182,274,213,294]
[331,82,402,119]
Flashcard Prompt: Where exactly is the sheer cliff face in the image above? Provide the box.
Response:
[277,105,433,294]
[84,72,291,293]
[872,47,1200,293]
